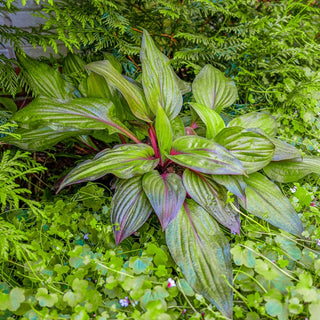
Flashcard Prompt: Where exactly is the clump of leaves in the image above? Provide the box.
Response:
[3,31,320,318]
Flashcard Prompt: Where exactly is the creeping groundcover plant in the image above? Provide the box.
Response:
[4,31,320,319]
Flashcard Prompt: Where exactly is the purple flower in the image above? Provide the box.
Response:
[119,296,130,307]
[84,233,89,240]
[311,202,315,207]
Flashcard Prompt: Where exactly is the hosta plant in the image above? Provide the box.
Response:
[3,31,320,319]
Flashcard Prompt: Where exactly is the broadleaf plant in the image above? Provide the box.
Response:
[3,30,320,319]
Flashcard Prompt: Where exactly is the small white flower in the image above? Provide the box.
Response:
[167,278,176,288]
[131,300,138,307]
[316,239,320,246]
[290,186,297,193]
[119,296,130,307]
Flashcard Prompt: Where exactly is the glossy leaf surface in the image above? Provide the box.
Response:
[171,116,185,139]
[228,111,277,137]
[268,137,302,161]
[2,127,87,151]
[111,176,152,245]
[239,172,303,236]
[142,171,186,230]
[212,175,247,203]
[86,60,153,122]
[192,64,238,112]
[183,169,240,234]
[168,136,246,175]
[12,98,139,143]
[17,53,71,100]
[155,107,173,160]
[141,30,183,120]
[166,199,233,318]
[57,144,158,191]
[189,102,225,139]
[215,127,275,174]
[264,156,320,182]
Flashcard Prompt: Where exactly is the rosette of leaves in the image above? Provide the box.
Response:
[3,31,320,319]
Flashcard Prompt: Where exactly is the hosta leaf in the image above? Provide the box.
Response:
[189,102,225,139]
[86,60,153,122]
[57,144,158,191]
[183,169,240,234]
[212,175,247,203]
[228,111,277,137]
[12,97,140,143]
[264,156,320,183]
[63,53,87,75]
[2,126,87,151]
[142,171,186,230]
[215,127,275,174]
[111,176,153,245]
[166,199,233,318]
[171,116,185,139]
[239,172,303,236]
[155,107,173,160]
[192,64,238,112]
[17,53,71,100]
[77,135,99,151]
[87,72,114,99]
[168,135,246,175]
[268,137,302,161]
[141,30,183,120]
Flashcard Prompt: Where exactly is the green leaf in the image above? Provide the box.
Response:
[2,126,88,151]
[170,116,185,139]
[166,199,233,318]
[9,288,25,311]
[141,30,183,120]
[228,111,277,137]
[12,97,140,143]
[57,144,158,191]
[155,107,173,160]
[267,137,302,161]
[182,169,240,234]
[63,52,86,75]
[35,288,58,307]
[189,102,225,139]
[263,156,320,183]
[111,176,153,245]
[192,64,238,112]
[142,171,186,230]
[86,60,153,122]
[239,172,303,236]
[265,299,283,317]
[17,53,71,100]
[0,97,17,112]
[168,135,246,175]
[215,127,275,174]
[86,72,114,99]
[211,175,246,203]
